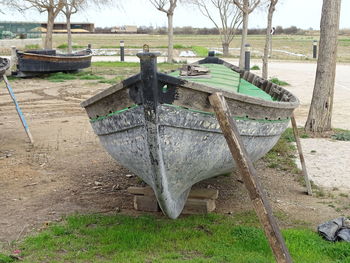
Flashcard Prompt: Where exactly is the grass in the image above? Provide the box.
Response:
[1,33,350,61]
[269,77,290,86]
[98,77,123,84]
[192,46,209,57]
[45,71,105,82]
[24,44,40,50]
[92,61,140,68]
[263,129,300,173]
[332,129,350,141]
[0,254,14,263]
[3,213,349,263]
[251,65,260,70]
[57,43,86,49]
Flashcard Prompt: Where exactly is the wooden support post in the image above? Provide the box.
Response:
[3,75,34,144]
[6,46,17,76]
[209,92,292,263]
[291,114,313,196]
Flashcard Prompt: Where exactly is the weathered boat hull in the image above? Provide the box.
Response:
[91,104,289,218]
[0,57,10,76]
[82,52,299,218]
[15,49,92,77]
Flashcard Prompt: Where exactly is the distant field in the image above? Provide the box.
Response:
[1,33,349,62]
[51,33,350,62]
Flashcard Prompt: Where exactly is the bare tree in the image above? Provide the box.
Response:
[61,0,85,53]
[27,0,65,49]
[150,0,178,63]
[262,0,277,79]
[233,0,260,69]
[305,0,341,133]
[193,0,242,56]
[61,0,114,53]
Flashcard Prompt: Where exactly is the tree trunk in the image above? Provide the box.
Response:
[66,13,72,53]
[45,9,55,49]
[222,42,229,56]
[239,10,248,69]
[304,0,341,133]
[167,13,174,63]
[262,3,274,79]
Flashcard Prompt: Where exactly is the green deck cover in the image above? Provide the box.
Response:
[169,63,273,101]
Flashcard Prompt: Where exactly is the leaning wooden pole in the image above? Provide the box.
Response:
[3,75,34,144]
[209,92,292,263]
[291,114,312,196]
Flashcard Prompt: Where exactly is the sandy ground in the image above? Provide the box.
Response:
[0,57,349,247]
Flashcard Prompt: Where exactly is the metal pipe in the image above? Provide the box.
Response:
[244,43,251,71]
[3,75,34,144]
[313,40,317,59]
[120,40,125,62]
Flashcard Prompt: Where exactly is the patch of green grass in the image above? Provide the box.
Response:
[11,213,350,263]
[57,43,68,49]
[46,72,78,82]
[92,61,140,68]
[332,129,350,141]
[57,43,85,49]
[339,193,349,198]
[24,44,40,50]
[45,71,105,82]
[0,254,15,263]
[78,73,104,80]
[173,44,191,49]
[281,128,309,143]
[269,77,290,86]
[192,46,209,57]
[251,65,260,70]
[98,77,124,84]
[263,129,299,173]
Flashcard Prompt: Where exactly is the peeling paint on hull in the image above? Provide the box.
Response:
[92,104,289,218]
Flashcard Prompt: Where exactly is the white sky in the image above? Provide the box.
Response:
[1,0,349,29]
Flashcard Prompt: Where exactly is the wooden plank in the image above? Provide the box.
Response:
[128,186,155,196]
[209,92,292,263]
[291,114,313,196]
[189,189,219,200]
[128,186,219,200]
[133,195,160,212]
[182,199,216,214]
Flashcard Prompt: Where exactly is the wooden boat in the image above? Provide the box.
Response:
[81,52,299,219]
[0,57,10,76]
[15,49,92,77]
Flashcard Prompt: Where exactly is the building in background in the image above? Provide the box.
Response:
[0,22,41,39]
[0,21,94,39]
[111,25,137,33]
[40,22,95,33]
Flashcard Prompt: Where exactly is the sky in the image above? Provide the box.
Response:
[0,0,349,30]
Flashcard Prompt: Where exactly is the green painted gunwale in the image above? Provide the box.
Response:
[90,64,288,123]
[169,63,274,102]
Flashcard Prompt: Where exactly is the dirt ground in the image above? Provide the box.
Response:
[0,60,349,248]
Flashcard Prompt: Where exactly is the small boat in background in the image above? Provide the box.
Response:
[81,52,299,219]
[14,49,92,77]
[0,57,10,76]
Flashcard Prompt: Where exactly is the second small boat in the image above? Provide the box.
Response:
[14,48,92,77]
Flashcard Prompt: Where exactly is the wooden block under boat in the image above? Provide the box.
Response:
[129,186,218,214]
[182,199,216,215]
[133,195,160,212]
[128,186,219,200]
